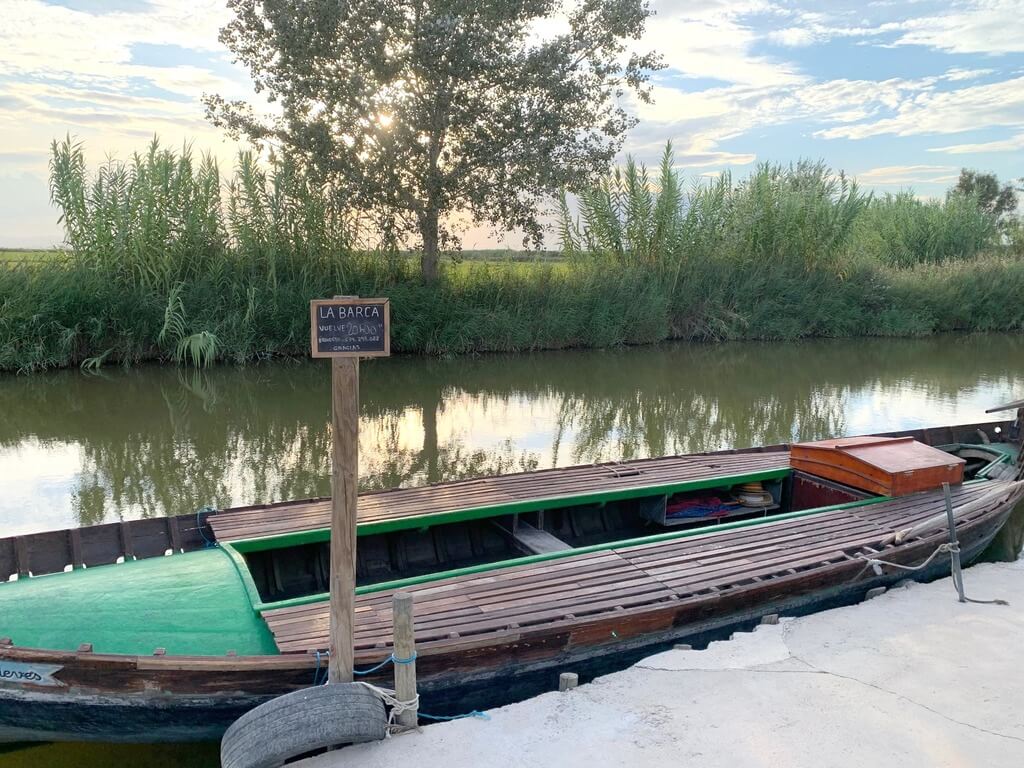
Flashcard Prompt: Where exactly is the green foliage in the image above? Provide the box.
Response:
[50,136,224,292]
[205,0,661,279]
[561,143,683,266]
[954,169,1019,219]
[3,138,1023,374]
[854,192,997,267]
[562,150,870,272]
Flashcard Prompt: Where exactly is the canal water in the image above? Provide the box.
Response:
[2,333,1023,536]
[1,333,1022,766]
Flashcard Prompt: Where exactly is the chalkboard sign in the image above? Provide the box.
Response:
[310,298,390,358]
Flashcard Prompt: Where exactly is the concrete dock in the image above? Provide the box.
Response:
[303,556,1024,768]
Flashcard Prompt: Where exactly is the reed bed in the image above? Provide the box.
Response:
[0,139,1020,373]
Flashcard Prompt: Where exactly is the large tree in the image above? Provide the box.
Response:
[206,0,661,281]
[953,169,1019,219]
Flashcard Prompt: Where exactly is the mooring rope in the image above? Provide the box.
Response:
[312,650,418,686]
[853,542,1008,605]
[855,542,956,575]
[311,651,489,731]
[356,681,490,736]
[195,505,218,548]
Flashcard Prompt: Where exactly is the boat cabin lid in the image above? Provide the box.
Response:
[790,436,966,497]
[792,436,966,473]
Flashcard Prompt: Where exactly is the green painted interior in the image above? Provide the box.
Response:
[252,487,917,613]
[0,549,278,656]
[228,467,793,549]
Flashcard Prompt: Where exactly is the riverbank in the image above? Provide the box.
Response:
[3,253,1024,373]
[300,555,1024,768]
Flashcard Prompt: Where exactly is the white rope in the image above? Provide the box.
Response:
[357,681,420,736]
[855,542,956,575]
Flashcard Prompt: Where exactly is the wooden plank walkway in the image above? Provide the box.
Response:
[260,481,1001,655]
[210,450,790,542]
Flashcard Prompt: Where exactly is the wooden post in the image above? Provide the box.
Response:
[328,357,359,683]
[558,672,578,691]
[392,592,418,727]
[311,295,388,684]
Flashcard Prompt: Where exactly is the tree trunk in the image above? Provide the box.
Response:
[420,211,439,282]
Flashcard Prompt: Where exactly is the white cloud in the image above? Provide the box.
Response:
[943,67,996,81]
[644,2,807,88]
[816,75,1024,139]
[767,27,819,47]
[885,0,1024,55]
[854,164,959,185]
[928,132,1024,153]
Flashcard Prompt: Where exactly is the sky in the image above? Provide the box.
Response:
[1,0,1023,249]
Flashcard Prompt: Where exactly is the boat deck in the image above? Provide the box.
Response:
[260,481,1009,656]
[210,449,790,542]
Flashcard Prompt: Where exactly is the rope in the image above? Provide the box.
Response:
[309,654,490,734]
[313,650,325,686]
[356,682,421,736]
[356,681,490,736]
[353,651,417,676]
[853,543,1008,605]
[419,710,491,722]
[855,542,955,575]
[312,650,418,686]
[195,506,218,548]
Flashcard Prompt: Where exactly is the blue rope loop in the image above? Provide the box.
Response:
[352,650,417,676]
[195,505,218,548]
[419,710,491,722]
[312,650,418,685]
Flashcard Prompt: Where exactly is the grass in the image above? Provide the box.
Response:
[0,137,1021,374]
[0,249,63,266]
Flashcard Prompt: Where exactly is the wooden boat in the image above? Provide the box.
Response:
[1,418,1022,744]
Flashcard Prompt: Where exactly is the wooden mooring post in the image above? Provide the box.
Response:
[328,357,359,683]
[393,592,418,727]
[310,297,391,685]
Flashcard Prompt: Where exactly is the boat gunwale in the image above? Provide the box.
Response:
[1,484,1019,674]
[0,420,1012,586]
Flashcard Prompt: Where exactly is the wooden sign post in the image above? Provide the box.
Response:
[311,297,390,683]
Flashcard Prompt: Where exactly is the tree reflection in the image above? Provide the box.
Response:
[0,333,1021,531]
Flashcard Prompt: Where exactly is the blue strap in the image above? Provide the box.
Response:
[419,710,491,722]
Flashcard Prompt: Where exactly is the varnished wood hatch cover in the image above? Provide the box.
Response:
[790,436,965,497]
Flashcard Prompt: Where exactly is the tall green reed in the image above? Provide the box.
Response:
[853,191,997,267]
[3,137,1020,374]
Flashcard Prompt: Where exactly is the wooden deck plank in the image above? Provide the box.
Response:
[211,451,790,542]
[259,473,1008,656]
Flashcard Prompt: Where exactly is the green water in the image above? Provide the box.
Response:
[1,333,1023,766]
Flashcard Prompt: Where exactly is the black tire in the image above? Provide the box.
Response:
[220,684,387,768]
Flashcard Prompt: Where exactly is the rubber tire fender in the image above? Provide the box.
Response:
[221,683,387,768]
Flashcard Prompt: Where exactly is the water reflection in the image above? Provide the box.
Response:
[0,334,1022,535]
